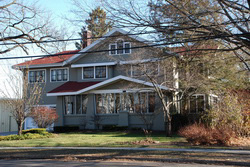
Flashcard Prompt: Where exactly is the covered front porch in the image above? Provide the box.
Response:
[47,76,174,131]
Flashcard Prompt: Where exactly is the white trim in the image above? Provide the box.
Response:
[36,104,56,107]
[47,75,173,96]
[72,62,116,68]
[109,41,131,55]
[64,28,151,65]
[13,63,64,69]
[120,58,160,65]
[50,67,69,82]
[28,69,46,83]
[209,94,218,98]
[106,66,108,79]
[89,89,155,94]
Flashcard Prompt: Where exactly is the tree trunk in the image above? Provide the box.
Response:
[165,121,172,137]
[17,121,23,135]
[163,106,172,137]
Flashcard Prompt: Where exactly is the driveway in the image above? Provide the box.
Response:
[0,131,17,136]
[0,159,235,167]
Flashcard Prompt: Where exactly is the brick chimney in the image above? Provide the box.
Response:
[82,30,92,48]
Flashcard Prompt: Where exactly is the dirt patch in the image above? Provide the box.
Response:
[230,137,250,147]
[119,138,160,145]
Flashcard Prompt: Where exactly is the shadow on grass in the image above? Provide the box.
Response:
[1,149,249,166]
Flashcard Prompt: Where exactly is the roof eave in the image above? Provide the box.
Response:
[12,63,64,69]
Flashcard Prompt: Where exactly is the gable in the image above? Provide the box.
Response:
[67,29,158,66]
[94,80,152,90]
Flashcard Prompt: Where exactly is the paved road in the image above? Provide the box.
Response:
[1,146,249,155]
[0,159,236,167]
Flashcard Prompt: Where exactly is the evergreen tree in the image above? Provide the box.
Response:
[75,27,87,50]
[75,7,113,49]
[86,6,113,39]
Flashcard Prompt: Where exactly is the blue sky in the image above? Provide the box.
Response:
[37,0,72,16]
[0,0,102,97]
[36,0,100,28]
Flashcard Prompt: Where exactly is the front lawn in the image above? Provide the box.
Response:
[0,131,185,147]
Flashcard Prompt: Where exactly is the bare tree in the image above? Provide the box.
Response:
[0,0,63,55]
[0,69,43,135]
[101,0,249,71]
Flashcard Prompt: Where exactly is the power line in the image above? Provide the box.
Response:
[1,20,248,46]
[0,33,243,60]
[0,31,159,46]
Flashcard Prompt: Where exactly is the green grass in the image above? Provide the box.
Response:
[0,131,185,147]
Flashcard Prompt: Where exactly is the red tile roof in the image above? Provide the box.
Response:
[15,50,80,67]
[48,81,100,93]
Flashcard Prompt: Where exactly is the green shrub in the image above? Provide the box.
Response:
[22,128,46,134]
[0,132,53,141]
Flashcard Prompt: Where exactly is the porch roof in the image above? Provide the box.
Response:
[48,81,100,94]
[47,75,174,97]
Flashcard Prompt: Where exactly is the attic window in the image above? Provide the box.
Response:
[109,40,131,55]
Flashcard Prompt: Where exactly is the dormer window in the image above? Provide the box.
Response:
[109,40,131,55]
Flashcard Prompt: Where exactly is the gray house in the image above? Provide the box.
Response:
[14,28,211,131]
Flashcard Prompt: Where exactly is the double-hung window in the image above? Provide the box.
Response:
[51,68,68,82]
[109,40,131,55]
[83,67,94,78]
[29,70,45,83]
[83,66,107,79]
[189,94,205,114]
[95,66,106,78]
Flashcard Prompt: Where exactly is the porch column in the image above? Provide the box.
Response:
[55,96,64,126]
[85,94,96,129]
